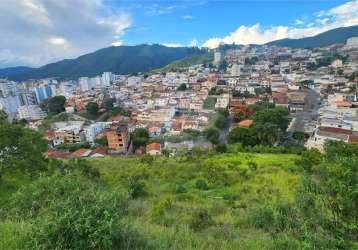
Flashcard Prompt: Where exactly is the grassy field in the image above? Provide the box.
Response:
[0,152,302,249]
[89,153,301,249]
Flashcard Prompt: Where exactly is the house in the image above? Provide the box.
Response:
[146,142,161,155]
[44,150,71,159]
[71,148,92,158]
[306,126,358,152]
[90,147,108,157]
[215,94,230,109]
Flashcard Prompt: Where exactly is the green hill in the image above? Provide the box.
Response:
[266,25,358,48]
[153,52,213,72]
[8,45,207,81]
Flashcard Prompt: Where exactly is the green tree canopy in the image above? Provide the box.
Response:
[131,128,149,150]
[47,96,66,114]
[86,102,99,116]
[176,83,187,91]
[0,123,48,178]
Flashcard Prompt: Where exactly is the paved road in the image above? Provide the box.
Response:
[288,87,320,132]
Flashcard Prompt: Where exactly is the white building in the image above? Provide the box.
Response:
[0,95,21,120]
[346,37,358,48]
[79,77,92,92]
[84,122,108,142]
[214,51,222,66]
[0,79,17,97]
[102,72,114,87]
[127,76,142,87]
[17,105,46,121]
[215,94,230,109]
[230,64,241,76]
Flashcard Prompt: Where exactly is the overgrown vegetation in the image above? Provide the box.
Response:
[0,121,357,249]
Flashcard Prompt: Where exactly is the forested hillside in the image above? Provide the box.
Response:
[0,118,357,249]
[7,45,206,81]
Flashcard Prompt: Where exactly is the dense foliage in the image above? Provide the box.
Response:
[228,105,290,147]
[8,45,207,80]
[0,122,357,249]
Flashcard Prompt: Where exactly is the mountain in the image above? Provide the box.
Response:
[0,66,34,78]
[266,25,358,48]
[9,44,206,81]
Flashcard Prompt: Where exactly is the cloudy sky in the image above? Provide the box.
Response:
[1,0,358,68]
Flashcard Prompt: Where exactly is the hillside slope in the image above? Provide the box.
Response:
[0,66,34,78]
[266,25,358,48]
[9,45,206,81]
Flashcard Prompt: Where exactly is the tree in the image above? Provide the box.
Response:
[0,123,48,178]
[102,98,115,110]
[131,128,149,150]
[0,109,8,124]
[94,137,108,147]
[252,123,282,146]
[177,83,187,91]
[48,96,66,114]
[227,127,255,146]
[252,106,290,132]
[203,127,220,144]
[86,102,99,116]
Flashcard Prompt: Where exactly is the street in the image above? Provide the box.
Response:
[288,87,320,132]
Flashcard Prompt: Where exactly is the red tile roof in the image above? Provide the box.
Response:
[319,126,352,135]
[71,148,91,158]
[45,150,71,159]
[91,147,108,156]
[146,142,161,152]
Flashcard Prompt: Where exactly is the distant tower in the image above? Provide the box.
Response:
[213,51,222,67]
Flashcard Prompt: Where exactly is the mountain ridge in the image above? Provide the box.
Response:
[6,44,206,81]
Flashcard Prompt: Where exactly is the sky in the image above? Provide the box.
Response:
[0,0,358,68]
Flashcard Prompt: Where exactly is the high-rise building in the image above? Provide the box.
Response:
[0,79,17,97]
[213,51,222,66]
[79,77,92,92]
[102,72,114,87]
[346,37,358,48]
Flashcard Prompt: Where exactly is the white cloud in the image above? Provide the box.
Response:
[0,0,131,67]
[188,39,199,47]
[295,19,304,25]
[163,43,183,47]
[183,15,194,20]
[203,0,358,48]
[48,37,68,47]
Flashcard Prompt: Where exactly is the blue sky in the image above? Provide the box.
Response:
[0,0,357,67]
[113,0,351,46]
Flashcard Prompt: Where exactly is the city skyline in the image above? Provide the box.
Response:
[0,0,357,67]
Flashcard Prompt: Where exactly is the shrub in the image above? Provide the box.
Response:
[250,206,275,230]
[127,176,147,199]
[189,209,213,231]
[195,179,209,190]
[6,173,147,249]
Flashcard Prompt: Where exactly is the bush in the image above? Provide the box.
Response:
[250,207,275,230]
[127,176,147,199]
[195,179,209,190]
[6,173,147,249]
[189,209,213,231]
[215,143,227,153]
